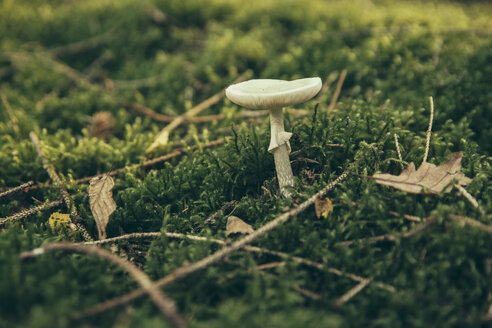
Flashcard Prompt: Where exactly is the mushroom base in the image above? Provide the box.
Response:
[272,143,295,197]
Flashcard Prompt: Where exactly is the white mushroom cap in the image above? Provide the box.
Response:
[225,77,322,109]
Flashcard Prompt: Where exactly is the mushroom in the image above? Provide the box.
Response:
[225,77,322,197]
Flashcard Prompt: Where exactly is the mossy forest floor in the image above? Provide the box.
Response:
[1,0,492,327]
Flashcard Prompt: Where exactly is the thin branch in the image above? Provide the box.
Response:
[394,133,404,170]
[315,71,339,101]
[147,71,252,152]
[84,232,161,245]
[388,211,422,223]
[423,96,434,163]
[245,245,395,292]
[77,139,224,184]
[25,139,225,190]
[129,102,176,122]
[293,285,321,301]
[258,269,320,301]
[327,69,347,112]
[0,92,19,126]
[48,30,116,57]
[113,75,165,90]
[0,181,33,198]
[30,132,92,241]
[454,184,485,215]
[82,230,395,292]
[335,278,373,306]
[201,200,237,227]
[0,199,63,226]
[75,168,352,318]
[447,214,492,234]
[20,243,186,328]
[337,216,437,246]
[257,261,286,270]
[34,53,92,87]
[132,101,308,125]
[85,50,113,79]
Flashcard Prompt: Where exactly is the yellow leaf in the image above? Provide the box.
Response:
[49,212,72,229]
[314,197,333,218]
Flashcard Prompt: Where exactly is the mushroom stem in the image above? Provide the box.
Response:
[268,107,295,197]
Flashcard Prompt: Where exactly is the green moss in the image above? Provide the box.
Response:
[1,0,491,327]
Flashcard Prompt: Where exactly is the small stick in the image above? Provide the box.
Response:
[257,261,286,270]
[394,133,404,170]
[83,231,394,291]
[20,243,186,328]
[0,181,33,198]
[26,139,225,190]
[327,69,347,112]
[293,285,321,301]
[131,102,226,123]
[259,270,320,301]
[147,71,252,152]
[0,92,19,126]
[113,75,165,90]
[447,214,492,234]
[85,50,113,79]
[78,139,224,184]
[74,168,352,318]
[315,71,339,101]
[201,200,237,227]
[388,211,422,223]
[337,217,436,246]
[49,31,115,57]
[30,132,92,241]
[0,199,63,226]
[335,278,373,306]
[454,184,485,215]
[423,96,434,163]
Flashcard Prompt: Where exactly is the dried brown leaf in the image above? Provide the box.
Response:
[226,216,254,235]
[369,152,471,194]
[89,175,117,239]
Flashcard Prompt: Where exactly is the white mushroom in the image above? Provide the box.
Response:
[225,77,322,197]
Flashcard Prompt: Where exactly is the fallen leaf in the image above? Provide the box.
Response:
[314,197,333,218]
[89,175,117,239]
[226,216,254,235]
[368,152,471,194]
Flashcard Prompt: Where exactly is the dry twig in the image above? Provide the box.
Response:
[315,71,339,101]
[147,71,252,152]
[75,168,352,318]
[337,217,437,246]
[30,132,92,241]
[77,139,224,184]
[394,133,404,170]
[454,184,485,215]
[83,230,393,291]
[20,243,186,328]
[335,278,373,306]
[423,96,434,163]
[0,181,33,198]
[26,138,225,190]
[0,199,63,226]
[447,214,492,234]
[1,92,19,126]
[327,69,347,112]
[49,30,116,57]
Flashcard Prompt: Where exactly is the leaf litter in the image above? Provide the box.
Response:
[89,175,117,240]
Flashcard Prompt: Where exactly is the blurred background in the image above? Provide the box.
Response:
[1,0,491,153]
